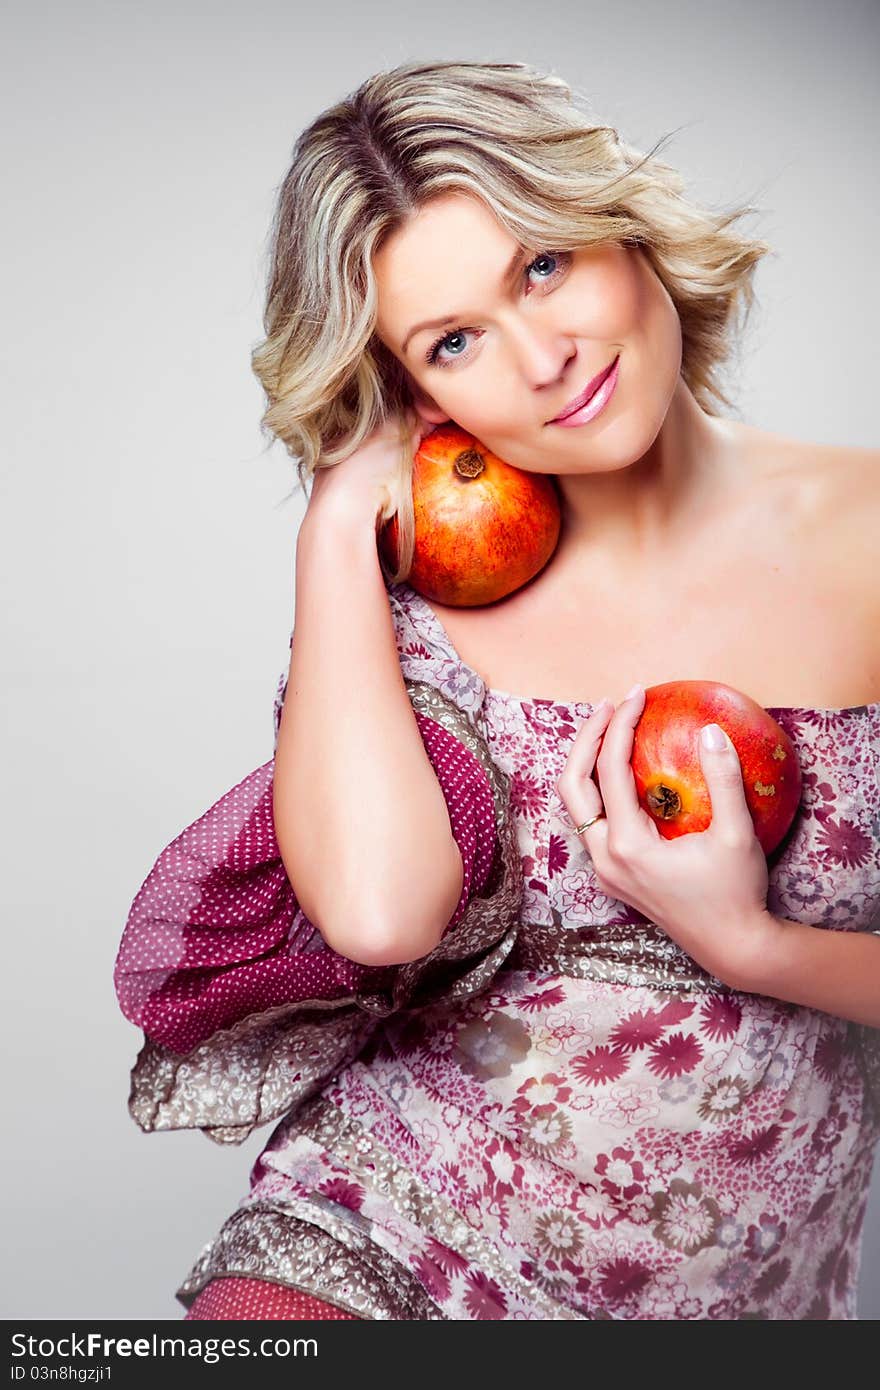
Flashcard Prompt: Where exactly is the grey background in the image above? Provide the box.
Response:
[2,0,877,1320]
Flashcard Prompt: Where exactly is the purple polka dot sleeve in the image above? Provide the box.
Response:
[415,710,497,937]
[113,712,498,1056]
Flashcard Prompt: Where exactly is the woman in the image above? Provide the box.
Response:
[114,59,880,1320]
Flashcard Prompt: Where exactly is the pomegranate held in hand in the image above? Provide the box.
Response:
[629,681,802,855]
[379,424,561,607]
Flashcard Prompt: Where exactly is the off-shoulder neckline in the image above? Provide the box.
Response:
[395,582,880,718]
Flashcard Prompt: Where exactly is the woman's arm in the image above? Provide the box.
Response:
[737,913,880,1028]
[274,483,464,969]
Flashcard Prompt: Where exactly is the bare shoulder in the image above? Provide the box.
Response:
[742,426,878,495]
[810,439,880,502]
[778,437,880,622]
[730,428,879,646]
[742,427,879,559]
[797,440,879,567]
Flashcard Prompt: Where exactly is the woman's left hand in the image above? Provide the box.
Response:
[555,684,776,991]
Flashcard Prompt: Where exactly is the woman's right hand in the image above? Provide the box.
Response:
[306,409,439,526]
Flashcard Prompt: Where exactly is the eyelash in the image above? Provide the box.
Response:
[424,251,571,368]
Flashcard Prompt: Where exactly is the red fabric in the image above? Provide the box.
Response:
[114,711,497,1054]
[184,1275,361,1320]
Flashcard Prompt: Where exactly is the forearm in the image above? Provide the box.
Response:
[741,913,880,1028]
[273,494,463,966]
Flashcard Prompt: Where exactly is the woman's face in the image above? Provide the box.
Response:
[372,191,683,477]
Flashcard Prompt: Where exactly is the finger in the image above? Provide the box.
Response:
[556,699,613,833]
[698,723,757,841]
[559,698,614,786]
[594,683,646,826]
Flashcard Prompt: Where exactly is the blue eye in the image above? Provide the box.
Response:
[528,253,561,280]
[427,328,469,364]
[424,251,569,367]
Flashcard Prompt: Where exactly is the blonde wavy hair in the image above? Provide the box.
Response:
[251,58,772,583]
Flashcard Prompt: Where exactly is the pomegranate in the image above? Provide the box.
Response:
[379,424,561,606]
[627,681,802,855]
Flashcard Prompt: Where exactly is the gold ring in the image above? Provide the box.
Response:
[574,812,606,835]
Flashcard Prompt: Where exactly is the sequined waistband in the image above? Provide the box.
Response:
[506,918,731,994]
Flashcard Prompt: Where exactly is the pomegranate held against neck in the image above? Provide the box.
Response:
[624,681,802,855]
[378,424,561,607]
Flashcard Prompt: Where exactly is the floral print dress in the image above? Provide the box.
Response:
[138,580,880,1320]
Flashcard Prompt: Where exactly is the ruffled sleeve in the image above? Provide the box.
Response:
[114,597,523,1146]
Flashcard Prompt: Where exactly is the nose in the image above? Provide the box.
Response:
[505,316,577,391]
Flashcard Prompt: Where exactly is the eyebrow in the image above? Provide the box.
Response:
[400,245,529,358]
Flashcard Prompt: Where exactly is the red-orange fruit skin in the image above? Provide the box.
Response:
[624,681,802,855]
[379,424,562,607]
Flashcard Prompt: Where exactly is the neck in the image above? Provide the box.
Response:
[552,378,739,578]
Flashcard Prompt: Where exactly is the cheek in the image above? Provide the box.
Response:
[589,263,644,338]
[651,295,684,396]
[578,248,678,362]
[601,250,669,344]
[634,258,682,362]
[430,372,506,432]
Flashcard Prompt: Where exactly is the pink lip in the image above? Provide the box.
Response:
[548,355,620,424]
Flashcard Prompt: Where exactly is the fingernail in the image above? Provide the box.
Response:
[701,723,727,750]
[592,697,612,714]
[624,683,643,701]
